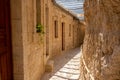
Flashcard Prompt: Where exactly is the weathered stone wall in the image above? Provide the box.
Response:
[44,0,84,57]
[11,0,44,80]
[73,20,85,48]
[10,0,85,80]
[80,0,120,80]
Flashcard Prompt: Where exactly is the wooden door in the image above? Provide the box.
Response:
[62,22,65,51]
[0,0,13,80]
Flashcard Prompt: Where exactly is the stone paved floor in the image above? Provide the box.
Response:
[41,47,81,80]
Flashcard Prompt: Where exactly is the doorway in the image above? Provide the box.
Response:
[62,22,65,51]
[0,0,13,80]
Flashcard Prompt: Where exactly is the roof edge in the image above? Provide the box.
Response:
[52,0,80,20]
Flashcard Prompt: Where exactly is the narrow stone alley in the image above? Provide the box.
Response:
[41,48,81,80]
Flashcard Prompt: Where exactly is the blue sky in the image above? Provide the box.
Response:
[56,0,84,14]
[55,0,84,19]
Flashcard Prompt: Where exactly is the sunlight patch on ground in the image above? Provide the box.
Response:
[49,52,80,80]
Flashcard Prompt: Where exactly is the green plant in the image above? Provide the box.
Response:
[36,23,44,34]
[36,23,45,43]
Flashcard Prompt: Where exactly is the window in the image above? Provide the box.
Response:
[69,24,71,37]
[36,0,41,23]
[54,20,58,38]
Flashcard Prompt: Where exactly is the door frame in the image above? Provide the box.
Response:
[0,0,13,79]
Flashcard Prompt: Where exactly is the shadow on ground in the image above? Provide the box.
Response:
[41,47,81,80]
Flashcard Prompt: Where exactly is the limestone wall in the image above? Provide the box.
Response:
[11,0,44,80]
[80,0,120,80]
[43,0,84,57]
[10,0,85,80]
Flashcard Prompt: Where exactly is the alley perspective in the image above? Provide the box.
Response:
[0,0,120,80]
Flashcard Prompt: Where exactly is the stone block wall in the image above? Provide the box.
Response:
[11,0,44,80]
[80,0,120,80]
[11,0,24,79]
[43,0,84,57]
[10,0,85,80]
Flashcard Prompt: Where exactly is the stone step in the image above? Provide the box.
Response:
[45,60,54,72]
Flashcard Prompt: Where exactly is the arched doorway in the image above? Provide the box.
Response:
[0,0,13,79]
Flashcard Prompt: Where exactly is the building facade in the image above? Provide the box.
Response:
[42,0,85,58]
[0,0,84,80]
